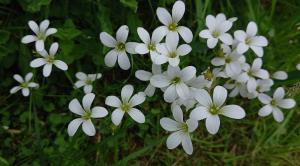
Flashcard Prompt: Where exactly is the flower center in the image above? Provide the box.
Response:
[171,77,181,84]
[116,42,125,51]
[168,23,177,31]
[204,69,214,81]
[247,70,254,77]
[20,82,28,88]
[37,32,46,40]
[168,51,177,58]
[212,30,220,38]
[85,79,93,85]
[46,56,55,64]
[245,37,252,45]
[81,110,92,120]
[271,99,277,106]
[121,103,131,112]
[180,123,189,133]
[209,105,220,115]
[148,43,156,51]
[225,57,232,63]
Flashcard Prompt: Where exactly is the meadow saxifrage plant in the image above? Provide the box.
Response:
[11,0,297,156]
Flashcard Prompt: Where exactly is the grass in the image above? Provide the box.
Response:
[0,0,300,165]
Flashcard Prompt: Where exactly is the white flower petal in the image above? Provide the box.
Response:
[186,119,198,132]
[39,19,49,32]
[156,7,172,25]
[111,109,124,126]
[25,72,33,82]
[121,84,134,102]
[250,46,263,57]
[105,96,122,107]
[277,99,296,109]
[194,89,212,107]
[45,28,57,36]
[21,35,37,43]
[181,134,193,155]
[54,60,68,71]
[168,57,180,66]
[234,30,247,42]
[137,27,150,44]
[150,74,170,88]
[166,131,182,149]
[13,74,24,83]
[100,32,117,47]
[116,25,129,43]
[220,105,246,119]
[49,42,59,55]
[171,103,183,123]
[176,83,190,100]
[211,57,225,66]
[82,93,95,110]
[160,118,180,131]
[69,99,84,115]
[84,85,93,94]
[43,64,53,77]
[164,85,178,103]
[117,52,130,70]
[128,108,145,123]
[28,20,39,34]
[152,26,168,42]
[135,70,152,81]
[252,36,268,47]
[129,93,145,106]
[258,94,272,104]
[213,86,228,107]
[272,107,284,122]
[205,115,220,135]
[172,0,185,23]
[199,29,212,39]
[236,43,249,54]
[104,50,118,67]
[28,82,39,88]
[135,44,149,54]
[10,86,21,94]
[207,38,218,48]
[82,119,96,136]
[273,87,285,100]
[35,40,44,52]
[75,72,87,80]
[205,15,216,29]
[176,44,191,56]
[67,118,83,136]
[144,84,156,97]
[125,42,138,54]
[247,77,257,93]
[30,58,46,68]
[181,66,196,81]
[190,106,209,120]
[177,26,193,43]
[219,33,233,45]
[91,107,108,118]
[246,21,257,36]
[258,105,272,117]
[166,32,179,51]
[22,88,30,96]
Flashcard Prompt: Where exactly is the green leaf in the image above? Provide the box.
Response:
[17,0,52,13]
[0,156,9,165]
[0,30,10,44]
[120,0,138,12]
[55,19,82,40]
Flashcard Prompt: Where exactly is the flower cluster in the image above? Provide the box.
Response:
[12,0,297,156]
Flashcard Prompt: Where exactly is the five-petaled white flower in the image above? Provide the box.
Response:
[258,87,296,122]
[211,44,245,76]
[199,14,234,48]
[190,86,246,134]
[30,42,68,77]
[150,65,196,103]
[68,93,108,136]
[99,25,137,70]
[155,34,191,66]
[74,72,102,94]
[160,103,198,155]
[21,19,57,52]
[155,0,193,43]
[135,27,164,63]
[234,21,268,57]
[105,84,146,126]
[135,64,161,97]
[10,72,39,97]
[237,58,269,93]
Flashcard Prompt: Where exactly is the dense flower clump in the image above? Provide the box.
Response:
[12,1,297,155]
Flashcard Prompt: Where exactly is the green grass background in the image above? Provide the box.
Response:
[0,0,300,165]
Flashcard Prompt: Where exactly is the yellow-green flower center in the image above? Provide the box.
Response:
[121,103,131,112]
[81,110,92,120]
[116,42,125,51]
[212,30,220,38]
[247,70,254,77]
[271,99,277,106]
[168,23,177,31]
[20,82,28,88]
[37,32,46,40]
[168,52,177,58]
[46,56,55,64]
[204,69,214,81]
[85,79,93,85]
[148,43,156,51]
[245,37,252,45]
[225,57,232,63]
[180,123,188,133]
[209,105,220,115]
[171,77,181,84]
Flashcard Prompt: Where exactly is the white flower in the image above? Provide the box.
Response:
[105,84,146,126]
[10,72,39,97]
[272,71,288,80]
[30,42,68,77]
[150,65,196,103]
[246,79,274,99]
[199,14,234,48]
[21,20,57,52]
[74,72,102,94]
[237,58,269,93]
[297,63,300,70]
[67,93,108,136]
[135,27,164,63]
[160,103,198,155]
[190,86,246,134]
[224,79,248,98]
[211,44,245,76]
[99,25,137,70]
[234,21,268,57]
[258,87,296,122]
[135,64,161,97]
[155,0,193,43]
[155,34,191,66]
